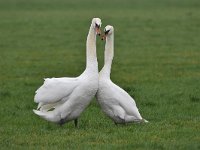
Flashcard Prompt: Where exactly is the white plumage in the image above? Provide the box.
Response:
[33,18,102,126]
[34,77,78,105]
[96,25,148,124]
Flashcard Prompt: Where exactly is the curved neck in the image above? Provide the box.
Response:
[100,33,114,78]
[86,23,98,71]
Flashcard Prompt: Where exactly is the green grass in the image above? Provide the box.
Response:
[0,0,200,149]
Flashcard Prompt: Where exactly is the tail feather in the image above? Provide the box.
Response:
[38,100,64,112]
[33,109,60,123]
[39,103,56,112]
[142,118,149,123]
[37,102,44,110]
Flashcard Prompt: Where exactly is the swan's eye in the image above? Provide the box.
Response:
[95,23,100,28]
[104,30,110,35]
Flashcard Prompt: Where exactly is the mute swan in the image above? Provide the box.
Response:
[96,25,148,124]
[33,18,102,127]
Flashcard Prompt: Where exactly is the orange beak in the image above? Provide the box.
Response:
[101,35,106,40]
[96,27,101,36]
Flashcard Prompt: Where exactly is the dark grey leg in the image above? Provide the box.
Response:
[59,119,65,126]
[74,119,78,128]
[123,118,126,125]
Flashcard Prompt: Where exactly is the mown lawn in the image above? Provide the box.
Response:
[0,0,200,149]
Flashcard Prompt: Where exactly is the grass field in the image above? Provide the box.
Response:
[0,0,200,149]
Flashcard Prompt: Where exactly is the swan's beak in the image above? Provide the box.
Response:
[96,27,101,36]
[101,35,106,40]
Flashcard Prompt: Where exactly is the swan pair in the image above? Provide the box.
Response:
[33,18,147,127]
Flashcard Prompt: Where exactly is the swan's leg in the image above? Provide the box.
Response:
[59,119,65,126]
[74,119,78,128]
[123,118,126,125]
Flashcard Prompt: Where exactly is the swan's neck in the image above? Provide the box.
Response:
[86,24,98,72]
[100,33,114,78]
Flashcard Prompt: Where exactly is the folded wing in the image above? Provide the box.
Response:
[110,83,142,119]
[34,77,79,104]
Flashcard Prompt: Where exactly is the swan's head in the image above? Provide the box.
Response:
[101,25,114,40]
[92,18,102,36]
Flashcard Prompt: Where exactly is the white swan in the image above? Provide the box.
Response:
[33,18,102,127]
[96,25,148,124]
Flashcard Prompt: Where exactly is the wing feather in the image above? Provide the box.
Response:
[110,82,141,118]
[34,77,79,103]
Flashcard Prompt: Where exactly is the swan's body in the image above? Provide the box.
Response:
[33,18,102,126]
[96,25,148,124]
